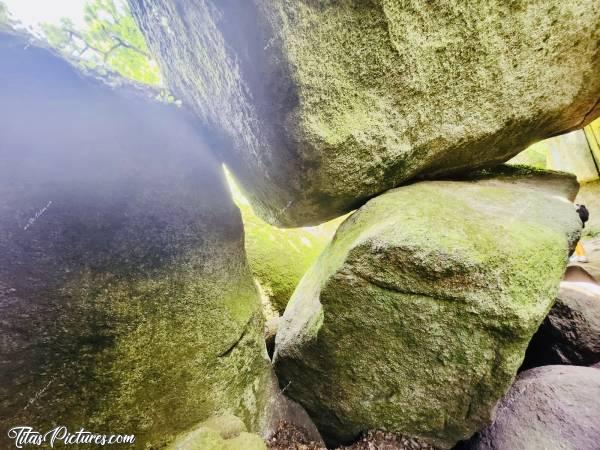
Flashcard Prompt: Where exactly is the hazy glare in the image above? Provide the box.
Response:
[4,0,85,30]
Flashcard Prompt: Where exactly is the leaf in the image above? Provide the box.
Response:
[39,0,162,86]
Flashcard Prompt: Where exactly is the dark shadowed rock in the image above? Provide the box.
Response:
[263,376,325,447]
[265,316,281,359]
[0,32,272,448]
[274,168,581,448]
[522,281,600,369]
[469,365,600,450]
[129,0,600,226]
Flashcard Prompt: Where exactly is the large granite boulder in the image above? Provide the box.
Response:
[129,0,600,226]
[0,33,272,448]
[167,415,267,450]
[522,281,600,368]
[469,365,600,450]
[228,175,341,314]
[273,168,582,448]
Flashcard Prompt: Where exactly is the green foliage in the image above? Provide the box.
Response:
[0,1,12,28]
[41,0,160,85]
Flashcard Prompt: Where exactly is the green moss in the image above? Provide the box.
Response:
[199,414,248,439]
[167,414,266,450]
[223,432,267,450]
[46,264,271,449]
[168,427,225,450]
[133,0,600,226]
[226,168,342,313]
[274,0,417,200]
[507,142,549,169]
[275,174,581,448]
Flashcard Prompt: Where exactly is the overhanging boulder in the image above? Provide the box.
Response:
[130,0,600,226]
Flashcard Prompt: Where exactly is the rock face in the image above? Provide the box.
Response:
[273,168,581,448]
[522,281,600,368]
[469,365,600,450]
[509,130,600,183]
[575,182,600,239]
[228,175,341,314]
[244,214,340,313]
[129,0,600,226]
[167,415,267,450]
[570,238,600,279]
[262,390,325,448]
[0,33,271,448]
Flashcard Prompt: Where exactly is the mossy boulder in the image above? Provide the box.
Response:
[228,173,341,313]
[130,0,600,226]
[0,33,271,448]
[273,168,582,448]
[242,206,341,313]
[168,415,267,450]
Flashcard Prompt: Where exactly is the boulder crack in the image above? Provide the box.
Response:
[218,316,253,358]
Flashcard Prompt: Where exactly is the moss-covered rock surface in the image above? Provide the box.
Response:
[130,0,600,226]
[168,415,267,450]
[0,33,271,449]
[228,172,341,313]
[273,168,582,448]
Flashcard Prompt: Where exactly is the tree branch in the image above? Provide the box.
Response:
[64,27,150,62]
[66,28,106,57]
[103,42,121,62]
[109,33,150,58]
[78,44,90,56]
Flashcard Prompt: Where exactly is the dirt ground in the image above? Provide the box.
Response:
[266,422,438,450]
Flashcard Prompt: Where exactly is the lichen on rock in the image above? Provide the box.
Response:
[130,0,600,226]
[167,414,267,450]
[274,168,582,448]
[227,170,342,314]
[0,31,272,449]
